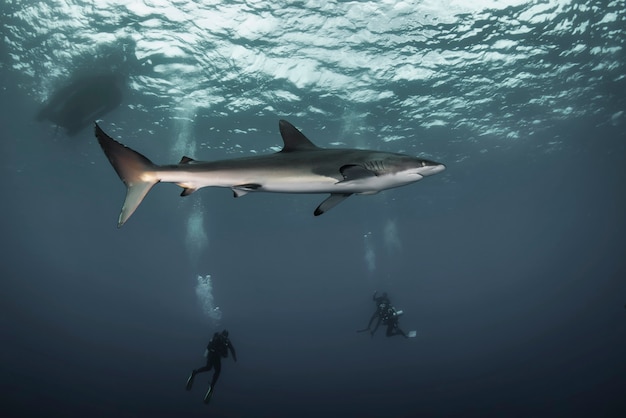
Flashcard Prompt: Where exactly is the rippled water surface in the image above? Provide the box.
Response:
[4,0,624,150]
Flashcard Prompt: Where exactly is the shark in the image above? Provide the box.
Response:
[94,119,445,227]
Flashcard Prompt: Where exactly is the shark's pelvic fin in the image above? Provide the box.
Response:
[94,123,159,228]
[278,119,320,152]
[180,187,197,197]
[314,193,353,216]
[232,183,262,198]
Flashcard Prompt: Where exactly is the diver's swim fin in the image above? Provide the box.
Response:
[203,385,213,404]
[407,331,417,338]
[186,372,195,391]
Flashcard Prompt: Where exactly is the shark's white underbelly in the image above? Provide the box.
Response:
[157,168,420,194]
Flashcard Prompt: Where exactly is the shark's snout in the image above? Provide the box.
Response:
[426,163,446,176]
[411,160,446,177]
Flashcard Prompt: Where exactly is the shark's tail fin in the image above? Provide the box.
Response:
[95,123,159,227]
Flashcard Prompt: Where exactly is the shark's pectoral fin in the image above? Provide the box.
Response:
[232,183,262,198]
[338,164,377,183]
[314,193,353,216]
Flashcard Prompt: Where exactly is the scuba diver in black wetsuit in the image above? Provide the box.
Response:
[186,329,237,404]
[357,291,416,338]
[357,291,391,336]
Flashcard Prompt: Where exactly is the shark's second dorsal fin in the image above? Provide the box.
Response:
[278,119,320,152]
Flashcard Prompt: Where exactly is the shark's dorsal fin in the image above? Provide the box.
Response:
[278,120,320,152]
[179,156,195,164]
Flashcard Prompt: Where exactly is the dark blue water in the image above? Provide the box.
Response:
[1,1,625,417]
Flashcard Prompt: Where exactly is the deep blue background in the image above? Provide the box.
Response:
[2,82,625,417]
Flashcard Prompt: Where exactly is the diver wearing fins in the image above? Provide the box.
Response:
[186,329,237,404]
[357,291,416,338]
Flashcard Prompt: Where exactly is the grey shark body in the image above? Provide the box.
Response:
[95,119,445,227]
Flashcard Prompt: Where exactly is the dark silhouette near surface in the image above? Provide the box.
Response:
[186,329,237,404]
[358,291,415,338]
[36,73,124,136]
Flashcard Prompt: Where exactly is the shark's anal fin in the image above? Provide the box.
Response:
[232,183,262,198]
[314,193,353,216]
[338,164,377,183]
[177,156,199,196]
